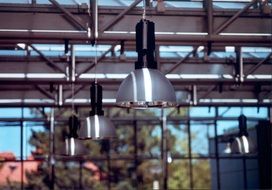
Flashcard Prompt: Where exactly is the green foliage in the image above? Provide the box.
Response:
[1,107,212,189]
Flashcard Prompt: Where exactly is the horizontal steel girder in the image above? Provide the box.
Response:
[0,5,271,45]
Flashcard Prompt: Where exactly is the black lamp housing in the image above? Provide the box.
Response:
[68,114,80,138]
[61,114,87,156]
[135,19,157,70]
[238,114,248,137]
[78,82,116,140]
[90,82,104,116]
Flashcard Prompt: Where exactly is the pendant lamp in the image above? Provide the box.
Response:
[62,115,87,156]
[230,114,256,154]
[116,19,176,108]
[78,82,116,139]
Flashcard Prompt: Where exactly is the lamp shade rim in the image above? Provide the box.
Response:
[116,100,177,108]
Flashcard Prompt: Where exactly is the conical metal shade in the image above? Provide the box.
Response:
[229,115,256,154]
[230,135,255,154]
[116,68,176,108]
[60,115,87,156]
[116,19,176,108]
[62,137,87,156]
[78,82,116,140]
[78,115,116,140]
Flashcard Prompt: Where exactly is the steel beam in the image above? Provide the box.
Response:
[76,43,118,78]
[48,0,87,31]
[100,0,142,32]
[245,52,272,76]
[28,44,66,74]
[0,78,271,86]
[0,33,271,46]
[206,0,213,36]
[199,85,216,99]
[35,85,54,99]
[165,47,198,74]
[214,0,257,34]
[0,56,270,66]
[64,85,85,101]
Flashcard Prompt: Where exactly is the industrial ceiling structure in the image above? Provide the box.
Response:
[0,0,271,108]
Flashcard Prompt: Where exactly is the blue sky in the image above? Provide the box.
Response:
[0,108,45,158]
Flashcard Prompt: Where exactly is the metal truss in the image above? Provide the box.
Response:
[0,1,271,107]
[0,3,271,45]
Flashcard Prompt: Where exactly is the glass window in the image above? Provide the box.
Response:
[0,108,22,118]
[0,126,21,159]
[168,160,190,189]
[191,122,214,156]
[192,159,211,189]
[137,123,161,157]
[168,124,188,156]
[190,107,215,118]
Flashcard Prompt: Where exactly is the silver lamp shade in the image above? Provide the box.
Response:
[116,19,176,108]
[230,135,256,154]
[78,115,116,140]
[116,68,176,108]
[228,114,256,154]
[79,82,116,139]
[60,115,87,156]
[62,137,87,156]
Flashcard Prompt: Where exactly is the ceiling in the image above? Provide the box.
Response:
[0,0,271,107]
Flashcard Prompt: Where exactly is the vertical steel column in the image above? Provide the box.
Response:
[160,109,164,188]
[215,107,221,190]
[49,108,55,190]
[242,156,248,189]
[206,0,213,37]
[91,0,98,40]
[191,85,197,106]
[58,85,63,106]
[133,115,138,189]
[235,47,244,83]
[162,110,168,190]
[187,110,193,190]
[70,45,76,82]
[20,107,24,190]
[268,106,272,123]
[79,161,83,189]
[107,143,111,190]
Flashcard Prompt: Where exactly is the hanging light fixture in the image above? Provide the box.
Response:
[229,114,256,154]
[78,42,115,140]
[60,45,87,156]
[78,82,116,139]
[62,115,87,156]
[116,3,176,108]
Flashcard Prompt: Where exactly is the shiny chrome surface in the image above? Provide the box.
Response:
[116,68,176,108]
[62,137,87,156]
[78,115,116,140]
[230,135,256,154]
